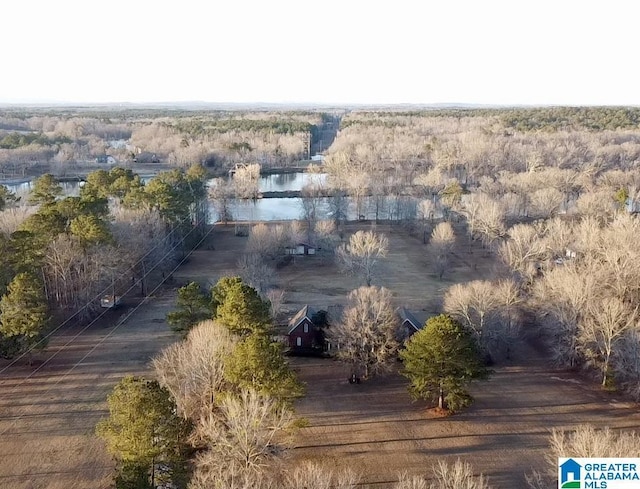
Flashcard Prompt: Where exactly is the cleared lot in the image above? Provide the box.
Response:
[176,221,497,315]
[0,222,638,488]
[289,347,640,488]
[0,291,179,489]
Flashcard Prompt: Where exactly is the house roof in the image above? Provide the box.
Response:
[397,307,422,331]
[287,305,317,334]
[285,242,315,249]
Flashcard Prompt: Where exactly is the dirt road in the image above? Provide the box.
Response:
[0,290,179,489]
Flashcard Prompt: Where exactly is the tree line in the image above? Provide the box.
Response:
[0,165,209,359]
[0,108,335,178]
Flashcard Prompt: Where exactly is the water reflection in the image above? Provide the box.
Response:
[3,172,424,224]
[209,172,326,193]
[6,180,84,200]
[210,195,419,222]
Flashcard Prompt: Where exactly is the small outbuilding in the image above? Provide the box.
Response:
[101,295,122,309]
[397,307,423,341]
[285,243,316,256]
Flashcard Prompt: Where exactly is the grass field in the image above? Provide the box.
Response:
[0,221,638,488]
[176,221,498,317]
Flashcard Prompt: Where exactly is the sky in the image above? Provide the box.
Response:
[1,0,638,106]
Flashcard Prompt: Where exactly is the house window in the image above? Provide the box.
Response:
[296,337,302,347]
[303,323,309,333]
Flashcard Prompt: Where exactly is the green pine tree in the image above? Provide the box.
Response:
[28,173,62,205]
[69,214,112,246]
[400,314,489,413]
[96,376,191,488]
[211,277,271,336]
[224,333,304,402]
[0,272,49,358]
[166,282,212,333]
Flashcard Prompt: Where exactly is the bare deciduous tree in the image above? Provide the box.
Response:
[530,187,564,218]
[498,223,547,283]
[427,222,455,279]
[575,189,616,222]
[615,329,640,401]
[579,297,637,386]
[394,460,492,489]
[233,163,261,200]
[110,206,173,294]
[548,425,640,470]
[237,253,275,296]
[540,217,574,260]
[428,459,492,489]
[527,425,640,489]
[265,288,286,320]
[313,219,340,261]
[336,230,389,286]
[532,263,598,367]
[443,280,500,355]
[461,193,506,247]
[192,389,293,481]
[153,320,236,424]
[209,181,233,224]
[417,199,437,243]
[328,286,398,379]
[233,163,261,233]
[328,190,349,225]
[300,182,324,241]
[0,206,37,236]
[246,223,290,260]
[394,473,428,489]
[284,462,360,489]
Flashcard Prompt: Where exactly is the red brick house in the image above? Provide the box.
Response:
[288,305,323,352]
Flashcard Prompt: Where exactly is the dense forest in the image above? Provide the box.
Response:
[0,165,209,358]
[319,107,640,401]
[0,108,331,178]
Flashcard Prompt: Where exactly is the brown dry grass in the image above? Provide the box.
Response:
[177,221,498,317]
[0,221,638,489]
[0,291,179,489]
[289,347,640,488]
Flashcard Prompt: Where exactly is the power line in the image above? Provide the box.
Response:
[0,221,214,439]
[0,203,200,373]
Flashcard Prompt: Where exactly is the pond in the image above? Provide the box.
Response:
[209,171,326,193]
[210,194,422,223]
[216,197,331,222]
[5,180,84,199]
[4,171,326,198]
[3,172,424,223]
